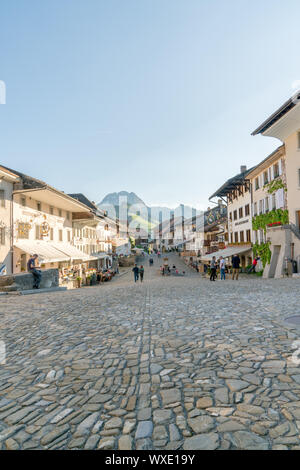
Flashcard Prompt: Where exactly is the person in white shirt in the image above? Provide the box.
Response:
[219,257,226,280]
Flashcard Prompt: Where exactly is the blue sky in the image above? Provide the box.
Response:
[1,0,300,209]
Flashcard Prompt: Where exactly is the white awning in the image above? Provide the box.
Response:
[52,243,97,261]
[91,253,111,259]
[201,245,252,261]
[14,240,70,263]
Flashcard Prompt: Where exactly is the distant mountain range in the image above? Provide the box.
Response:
[98,191,202,228]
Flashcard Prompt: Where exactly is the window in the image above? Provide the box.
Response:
[272,194,276,210]
[298,169,300,187]
[234,210,237,221]
[246,230,251,242]
[265,197,269,213]
[67,231,71,242]
[0,190,5,208]
[35,225,41,240]
[66,211,70,220]
[50,228,54,240]
[253,202,257,216]
[239,207,243,219]
[273,163,279,179]
[263,171,269,185]
[0,227,5,245]
[234,232,238,243]
[59,229,63,241]
[298,131,300,149]
[18,223,30,239]
[229,212,232,221]
[259,200,263,214]
[37,202,41,212]
[50,206,54,215]
[255,177,259,190]
[240,231,244,242]
[21,196,26,207]
[58,209,62,217]
[245,204,250,216]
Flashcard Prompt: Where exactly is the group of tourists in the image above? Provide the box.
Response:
[132,264,145,283]
[209,254,241,281]
[209,255,260,281]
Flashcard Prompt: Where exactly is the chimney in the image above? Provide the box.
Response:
[240,165,247,173]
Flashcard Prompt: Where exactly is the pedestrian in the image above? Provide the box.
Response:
[232,254,241,280]
[27,254,42,289]
[139,265,144,282]
[247,257,259,274]
[210,256,217,281]
[132,264,139,282]
[219,256,226,280]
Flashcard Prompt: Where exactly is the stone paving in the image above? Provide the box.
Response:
[1,254,300,450]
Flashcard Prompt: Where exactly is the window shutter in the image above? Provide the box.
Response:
[278,160,282,176]
[269,195,272,211]
[270,166,274,180]
[275,190,280,209]
[0,228,5,245]
[0,190,5,208]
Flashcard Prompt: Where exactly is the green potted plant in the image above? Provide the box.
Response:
[76,276,82,288]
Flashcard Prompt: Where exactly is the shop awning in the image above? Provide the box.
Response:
[91,253,111,259]
[14,240,70,263]
[201,245,252,262]
[52,243,97,261]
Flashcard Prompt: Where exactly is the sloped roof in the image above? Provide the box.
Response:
[68,193,99,213]
[252,94,299,136]
[209,167,256,200]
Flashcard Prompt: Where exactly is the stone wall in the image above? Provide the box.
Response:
[0,268,59,292]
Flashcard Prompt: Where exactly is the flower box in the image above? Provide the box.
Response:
[267,222,282,227]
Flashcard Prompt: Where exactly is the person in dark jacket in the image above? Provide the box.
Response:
[210,256,217,281]
[27,254,42,289]
[132,264,139,282]
[232,255,241,280]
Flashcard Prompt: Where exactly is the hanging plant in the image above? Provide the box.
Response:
[264,178,287,194]
[252,209,289,234]
[253,242,272,268]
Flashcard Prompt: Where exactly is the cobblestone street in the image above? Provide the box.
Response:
[1,254,300,450]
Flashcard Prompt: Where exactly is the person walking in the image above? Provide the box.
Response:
[232,254,241,280]
[210,256,217,281]
[247,257,259,274]
[132,264,139,283]
[139,265,144,282]
[219,256,226,280]
[27,254,42,289]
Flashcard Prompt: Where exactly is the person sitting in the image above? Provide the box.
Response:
[27,254,42,289]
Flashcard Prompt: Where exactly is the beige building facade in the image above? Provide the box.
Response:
[0,167,19,275]
[252,95,300,276]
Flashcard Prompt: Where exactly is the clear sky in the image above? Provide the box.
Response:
[1,0,300,210]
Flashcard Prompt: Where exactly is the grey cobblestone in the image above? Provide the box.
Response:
[1,254,300,449]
